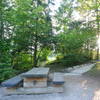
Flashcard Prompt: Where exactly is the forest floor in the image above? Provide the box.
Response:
[0,63,100,100]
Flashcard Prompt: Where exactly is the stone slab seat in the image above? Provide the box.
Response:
[1,74,23,88]
[53,73,65,85]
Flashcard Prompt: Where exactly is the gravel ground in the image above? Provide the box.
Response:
[70,63,95,74]
[0,63,100,100]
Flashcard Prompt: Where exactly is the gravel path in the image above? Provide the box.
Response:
[70,63,95,74]
[0,63,100,100]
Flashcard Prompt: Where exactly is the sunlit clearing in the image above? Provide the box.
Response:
[47,56,56,62]
[47,54,57,62]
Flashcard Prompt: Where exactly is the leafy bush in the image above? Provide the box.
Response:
[39,48,51,62]
[60,53,91,67]
[13,53,33,72]
[0,68,18,83]
[47,53,91,69]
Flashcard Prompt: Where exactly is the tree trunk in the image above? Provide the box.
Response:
[95,0,100,60]
[33,16,38,67]
[33,36,38,67]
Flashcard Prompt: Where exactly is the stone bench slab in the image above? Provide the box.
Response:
[1,74,23,88]
[53,73,65,85]
[21,68,49,78]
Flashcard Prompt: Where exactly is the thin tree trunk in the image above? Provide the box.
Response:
[95,0,100,60]
[33,17,38,67]
[33,36,38,67]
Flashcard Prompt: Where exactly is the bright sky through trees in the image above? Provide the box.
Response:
[50,0,81,20]
[50,0,62,15]
[51,0,100,50]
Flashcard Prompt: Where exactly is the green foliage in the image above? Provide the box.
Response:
[38,48,51,62]
[54,29,96,67]
[10,0,54,67]
[56,29,96,54]
[0,68,18,83]
[54,0,97,67]
[60,53,91,67]
[0,0,99,83]
[0,40,10,63]
[13,53,33,72]
[0,0,54,82]
[46,52,91,70]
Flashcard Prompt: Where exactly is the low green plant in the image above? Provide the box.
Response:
[0,68,18,83]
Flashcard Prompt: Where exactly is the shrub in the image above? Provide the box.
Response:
[0,68,18,83]
[60,53,91,67]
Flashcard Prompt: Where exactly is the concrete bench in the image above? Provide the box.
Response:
[1,74,23,88]
[52,73,64,85]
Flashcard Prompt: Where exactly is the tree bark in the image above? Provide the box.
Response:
[33,16,38,67]
[95,0,100,60]
[33,34,38,67]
